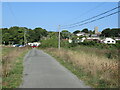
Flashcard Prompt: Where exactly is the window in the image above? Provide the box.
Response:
[107,41,110,42]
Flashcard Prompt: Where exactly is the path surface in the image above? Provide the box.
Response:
[20,48,90,88]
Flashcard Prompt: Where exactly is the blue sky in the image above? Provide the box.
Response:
[2,2,118,32]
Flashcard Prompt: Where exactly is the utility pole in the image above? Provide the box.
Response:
[58,25,61,49]
[24,28,27,45]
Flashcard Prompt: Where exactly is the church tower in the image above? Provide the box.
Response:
[94,26,98,34]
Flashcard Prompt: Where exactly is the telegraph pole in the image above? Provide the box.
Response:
[24,28,27,45]
[58,25,61,49]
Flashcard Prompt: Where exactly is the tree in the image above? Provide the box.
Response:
[27,29,36,42]
[9,27,25,44]
[88,30,94,34]
[33,27,48,42]
[111,28,120,37]
[101,28,120,37]
[2,26,49,45]
[73,30,80,34]
[2,33,11,45]
[61,30,69,33]
[81,28,89,33]
[48,31,58,39]
[61,30,71,39]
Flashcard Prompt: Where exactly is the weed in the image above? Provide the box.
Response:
[2,47,30,88]
[44,48,119,88]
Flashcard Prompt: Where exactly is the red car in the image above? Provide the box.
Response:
[32,45,37,48]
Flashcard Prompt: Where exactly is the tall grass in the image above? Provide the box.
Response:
[70,45,119,60]
[2,47,30,88]
[44,48,119,88]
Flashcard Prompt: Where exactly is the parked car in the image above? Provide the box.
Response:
[32,45,37,48]
[13,44,25,47]
[13,44,20,47]
[19,45,25,47]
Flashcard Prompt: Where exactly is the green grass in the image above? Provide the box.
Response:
[2,47,30,88]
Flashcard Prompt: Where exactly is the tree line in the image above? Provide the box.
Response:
[1,26,48,45]
[100,28,120,37]
[1,26,120,45]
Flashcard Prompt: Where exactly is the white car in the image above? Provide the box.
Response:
[19,45,25,47]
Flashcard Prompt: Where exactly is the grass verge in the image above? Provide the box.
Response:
[2,47,30,88]
[43,48,119,88]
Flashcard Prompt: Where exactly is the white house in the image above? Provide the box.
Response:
[114,37,120,41]
[81,37,86,42]
[28,42,41,46]
[102,38,116,44]
[76,32,85,36]
[68,39,72,43]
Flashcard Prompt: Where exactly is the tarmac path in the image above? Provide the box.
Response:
[20,48,90,88]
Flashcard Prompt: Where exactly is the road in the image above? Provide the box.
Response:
[20,48,90,88]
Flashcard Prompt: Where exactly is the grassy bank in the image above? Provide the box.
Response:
[2,47,31,88]
[70,45,119,60]
[43,48,119,88]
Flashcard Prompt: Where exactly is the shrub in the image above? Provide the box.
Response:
[61,40,71,48]
[79,41,96,46]
[116,40,120,44]
[114,43,120,49]
[40,37,58,48]
[40,37,70,48]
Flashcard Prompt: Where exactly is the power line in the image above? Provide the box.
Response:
[61,2,106,25]
[62,10,119,29]
[61,6,120,28]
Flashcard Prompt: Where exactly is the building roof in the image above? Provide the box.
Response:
[103,38,115,41]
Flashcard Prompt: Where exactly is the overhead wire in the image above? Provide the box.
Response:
[61,5,120,28]
[61,2,106,25]
[62,10,119,29]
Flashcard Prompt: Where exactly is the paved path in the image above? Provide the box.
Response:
[20,48,90,88]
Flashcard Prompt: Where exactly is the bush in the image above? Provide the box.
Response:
[61,40,71,48]
[40,37,71,48]
[114,43,120,49]
[79,41,96,46]
[40,37,58,48]
[116,40,120,44]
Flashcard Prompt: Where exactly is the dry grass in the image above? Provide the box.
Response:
[2,47,30,88]
[45,48,119,88]
[71,46,119,59]
[2,47,29,77]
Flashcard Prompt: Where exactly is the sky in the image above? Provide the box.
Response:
[1,0,120,2]
[2,2,118,32]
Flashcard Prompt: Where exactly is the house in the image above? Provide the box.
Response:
[76,32,90,37]
[74,37,86,43]
[101,38,116,44]
[114,37,120,41]
[28,42,41,47]
[91,34,98,37]
[68,39,72,43]
[81,37,86,42]
[76,32,85,36]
